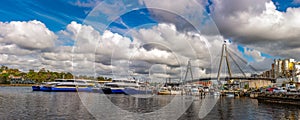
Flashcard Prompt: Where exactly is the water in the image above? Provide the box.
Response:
[0,87,299,120]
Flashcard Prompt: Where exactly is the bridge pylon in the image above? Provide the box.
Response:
[217,41,232,81]
[183,59,193,85]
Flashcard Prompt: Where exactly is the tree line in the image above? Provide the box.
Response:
[0,65,111,84]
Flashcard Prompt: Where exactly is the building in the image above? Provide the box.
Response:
[9,75,35,84]
[240,80,272,89]
[267,59,299,78]
[263,59,300,88]
[9,75,24,84]
[295,63,300,83]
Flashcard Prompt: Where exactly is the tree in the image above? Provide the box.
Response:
[0,66,77,83]
[0,73,9,84]
[1,65,8,71]
[97,76,111,81]
[65,72,74,79]
[97,76,105,81]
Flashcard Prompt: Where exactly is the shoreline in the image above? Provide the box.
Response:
[0,84,35,87]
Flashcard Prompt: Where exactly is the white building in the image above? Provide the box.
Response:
[295,64,300,83]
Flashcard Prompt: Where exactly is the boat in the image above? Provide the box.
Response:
[190,85,201,96]
[225,92,235,97]
[32,81,61,91]
[222,90,239,97]
[102,79,151,94]
[32,79,100,92]
[170,90,182,95]
[32,85,41,91]
[157,89,182,95]
[157,87,171,95]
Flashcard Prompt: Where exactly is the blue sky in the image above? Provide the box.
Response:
[1,0,299,32]
[0,0,158,32]
[0,0,89,31]
[272,0,300,11]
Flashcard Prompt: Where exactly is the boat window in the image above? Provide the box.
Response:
[113,80,120,82]
[66,80,75,82]
[106,84,119,87]
[56,85,76,87]
[76,81,85,83]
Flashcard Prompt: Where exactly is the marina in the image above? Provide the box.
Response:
[29,78,300,107]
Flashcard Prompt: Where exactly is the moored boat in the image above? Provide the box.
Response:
[32,79,99,92]
[32,81,60,91]
[157,87,171,95]
[32,85,40,91]
[102,79,151,94]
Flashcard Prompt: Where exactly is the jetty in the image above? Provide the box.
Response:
[256,93,300,105]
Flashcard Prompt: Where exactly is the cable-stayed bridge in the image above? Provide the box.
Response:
[181,42,276,85]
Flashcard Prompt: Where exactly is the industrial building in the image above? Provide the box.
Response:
[261,58,300,89]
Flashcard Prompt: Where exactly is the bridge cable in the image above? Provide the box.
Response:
[227,51,246,77]
[227,48,259,73]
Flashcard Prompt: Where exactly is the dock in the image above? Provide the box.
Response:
[256,93,300,105]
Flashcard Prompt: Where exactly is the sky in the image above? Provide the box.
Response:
[0,0,300,82]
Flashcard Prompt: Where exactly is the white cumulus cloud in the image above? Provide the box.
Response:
[244,48,265,62]
[210,0,300,59]
[0,20,57,50]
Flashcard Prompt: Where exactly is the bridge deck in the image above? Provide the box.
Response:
[182,77,276,83]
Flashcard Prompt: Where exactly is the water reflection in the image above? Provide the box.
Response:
[105,95,174,113]
[202,97,299,120]
[0,87,94,119]
[0,87,299,120]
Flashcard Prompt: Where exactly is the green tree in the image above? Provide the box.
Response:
[0,73,10,84]
[65,72,74,79]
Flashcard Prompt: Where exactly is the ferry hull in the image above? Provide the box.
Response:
[35,86,96,92]
[102,87,126,94]
[51,87,93,92]
[102,88,112,94]
[32,86,40,91]
[51,87,77,92]
[111,88,125,94]
[40,86,52,91]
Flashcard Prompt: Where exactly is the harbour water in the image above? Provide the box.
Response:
[0,87,299,120]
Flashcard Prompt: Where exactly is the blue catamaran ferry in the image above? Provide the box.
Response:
[32,79,100,92]
[102,79,152,95]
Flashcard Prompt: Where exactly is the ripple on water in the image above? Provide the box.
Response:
[0,87,299,120]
